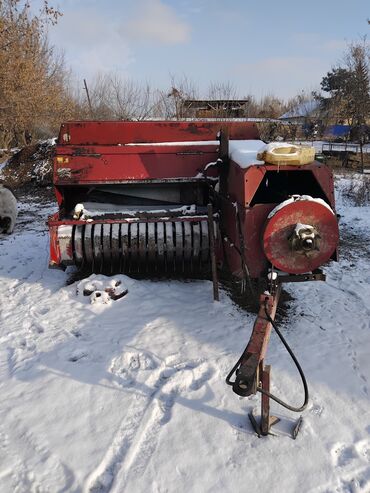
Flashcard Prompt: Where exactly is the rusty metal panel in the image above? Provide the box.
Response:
[244,165,267,206]
[244,204,277,278]
[54,149,219,184]
[226,162,267,207]
[58,121,260,146]
[309,164,336,207]
[245,293,280,362]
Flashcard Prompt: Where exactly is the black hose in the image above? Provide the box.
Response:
[226,300,309,413]
[257,301,309,412]
[225,352,245,386]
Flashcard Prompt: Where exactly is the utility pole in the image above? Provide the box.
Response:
[83,79,94,118]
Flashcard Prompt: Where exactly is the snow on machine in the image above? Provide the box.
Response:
[48,120,339,437]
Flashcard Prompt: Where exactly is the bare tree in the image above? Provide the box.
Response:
[0,0,74,147]
[79,73,157,121]
[153,74,198,119]
[207,81,239,100]
[110,76,153,120]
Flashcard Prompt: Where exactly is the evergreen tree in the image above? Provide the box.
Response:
[317,38,370,134]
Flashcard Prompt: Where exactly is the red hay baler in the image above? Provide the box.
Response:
[48,120,339,437]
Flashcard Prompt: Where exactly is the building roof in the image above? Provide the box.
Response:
[181,99,249,110]
[279,100,320,120]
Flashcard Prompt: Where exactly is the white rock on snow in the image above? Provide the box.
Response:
[0,184,17,234]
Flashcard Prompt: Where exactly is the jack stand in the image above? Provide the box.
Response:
[226,285,307,439]
[248,363,280,437]
[248,362,303,439]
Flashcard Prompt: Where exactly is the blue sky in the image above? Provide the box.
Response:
[40,0,369,99]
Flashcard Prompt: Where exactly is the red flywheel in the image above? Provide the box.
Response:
[262,197,339,274]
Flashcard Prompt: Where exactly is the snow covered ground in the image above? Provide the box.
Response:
[0,180,369,493]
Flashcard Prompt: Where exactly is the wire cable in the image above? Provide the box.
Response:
[256,301,309,412]
[226,300,309,413]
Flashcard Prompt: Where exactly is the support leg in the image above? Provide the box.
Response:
[207,203,219,302]
[247,362,280,437]
[260,364,280,436]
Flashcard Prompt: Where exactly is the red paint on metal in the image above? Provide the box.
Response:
[221,160,339,279]
[54,148,219,184]
[48,219,61,266]
[225,161,250,206]
[263,200,339,274]
[49,120,339,276]
[244,204,277,278]
[58,121,260,146]
[244,292,279,362]
[221,202,276,279]
[310,165,336,206]
[54,187,63,207]
[227,161,337,209]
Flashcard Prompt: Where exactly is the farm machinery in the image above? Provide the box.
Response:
[48,121,339,437]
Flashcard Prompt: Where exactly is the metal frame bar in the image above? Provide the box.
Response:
[231,290,280,396]
[231,290,281,435]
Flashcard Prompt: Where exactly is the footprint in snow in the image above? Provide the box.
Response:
[109,350,159,376]
[354,440,370,463]
[188,363,215,391]
[68,349,88,362]
[309,403,324,417]
[331,443,358,467]
[109,351,160,388]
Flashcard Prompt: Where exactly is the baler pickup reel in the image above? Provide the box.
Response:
[48,122,227,277]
